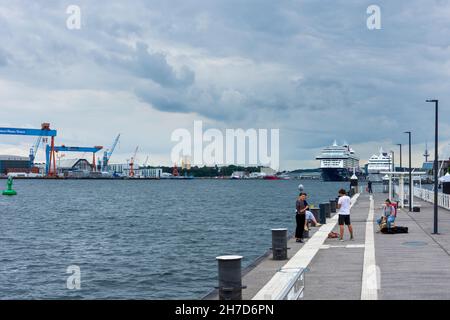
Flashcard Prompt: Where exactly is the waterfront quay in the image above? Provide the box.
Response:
[205,190,450,300]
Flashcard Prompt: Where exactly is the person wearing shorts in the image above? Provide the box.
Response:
[336,189,354,241]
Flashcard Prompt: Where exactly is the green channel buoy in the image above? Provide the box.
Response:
[2,176,17,196]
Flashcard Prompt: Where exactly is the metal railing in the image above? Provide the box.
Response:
[275,267,305,300]
[413,187,450,210]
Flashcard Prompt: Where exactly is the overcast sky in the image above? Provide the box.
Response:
[1,0,450,170]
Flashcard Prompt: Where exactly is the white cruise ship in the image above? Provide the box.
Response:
[366,148,392,182]
[315,141,360,181]
[367,148,392,174]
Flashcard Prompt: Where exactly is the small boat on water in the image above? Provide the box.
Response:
[263,175,280,180]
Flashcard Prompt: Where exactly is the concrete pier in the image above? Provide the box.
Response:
[204,191,450,300]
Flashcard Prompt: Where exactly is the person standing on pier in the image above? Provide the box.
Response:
[295,193,307,243]
[367,179,373,194]
[336,189,354,241]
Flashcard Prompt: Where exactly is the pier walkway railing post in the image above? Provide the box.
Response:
[319,203,329,224]
[271,228,288,260]
[329,199,337,214]
[216,255,246,300]
[310,208,320,223]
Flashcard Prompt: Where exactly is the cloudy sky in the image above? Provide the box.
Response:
[1,0,450,170]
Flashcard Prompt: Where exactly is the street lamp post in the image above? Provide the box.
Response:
[426,99,439,234]
[404,131,412,212]
[390,150,395,200]
[391,150,395,172]
[397,143,402,171]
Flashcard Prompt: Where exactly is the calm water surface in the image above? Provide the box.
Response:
[0,179,348,299]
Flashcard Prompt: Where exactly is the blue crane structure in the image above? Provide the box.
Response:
[45,145,103,175]
[0,123,58,176]
[29,136,43,167]
[102,134,120,171]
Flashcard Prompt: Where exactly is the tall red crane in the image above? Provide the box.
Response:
[172,163,179,176]
[129,146,139,177]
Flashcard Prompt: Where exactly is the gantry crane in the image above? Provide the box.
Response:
[0,123,58,176]
[45,145,103,175]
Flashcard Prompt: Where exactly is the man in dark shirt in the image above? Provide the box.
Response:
[367,180,373,194]
[295,193,307,243]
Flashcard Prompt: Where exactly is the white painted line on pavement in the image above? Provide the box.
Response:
[361,195,379,300]
[253,193,360,300]
[320,244,366,249]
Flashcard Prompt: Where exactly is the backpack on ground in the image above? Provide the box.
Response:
[381,226,408,234]
[328,232,339,238]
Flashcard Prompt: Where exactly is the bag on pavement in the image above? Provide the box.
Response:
[381,226,408,234]
[328,231,339,238]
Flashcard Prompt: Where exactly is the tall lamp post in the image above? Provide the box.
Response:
[390,150,395,200]
[404,131,412,212]
[397,143,402,171]
[426,99,439,234]
[390,150,395,172]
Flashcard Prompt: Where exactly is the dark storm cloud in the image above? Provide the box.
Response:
[126,42,195,88]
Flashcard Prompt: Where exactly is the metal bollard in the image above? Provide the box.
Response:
[310,208,320,222]
[329,199,337,213]
[271,229,288,260]
[324,202,331,218]
[319,203,329,224]
[216,255,245,300]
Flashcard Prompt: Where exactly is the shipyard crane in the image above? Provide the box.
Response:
[172,163,179,176]
[45,145,103,174]
[102,134,120,171]
[143,155,149,167]
[0,123,58,176]
[129,146,139,177]
[29,135,43,168]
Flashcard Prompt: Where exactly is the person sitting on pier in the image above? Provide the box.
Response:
[303,194,322,230]
[377,199,397,232]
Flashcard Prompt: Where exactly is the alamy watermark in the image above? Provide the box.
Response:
[367,5,381,30]
[66,265,81,290]
[66,5,81,30]
[171,121,279,170]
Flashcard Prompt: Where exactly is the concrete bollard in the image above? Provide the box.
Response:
[216,255,245,300]
[271,229,288,260]
[319,203,329,224]
[329,199,337,213]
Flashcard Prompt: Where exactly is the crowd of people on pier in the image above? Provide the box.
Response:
[295,188,354,243]
[294,183,409,243]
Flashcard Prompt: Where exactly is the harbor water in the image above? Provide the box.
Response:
[0,179,348,299]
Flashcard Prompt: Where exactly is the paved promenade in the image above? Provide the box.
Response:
[303,192,450,299]
[205,191,450,300]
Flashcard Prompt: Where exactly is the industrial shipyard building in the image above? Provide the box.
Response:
[0,155,31,175]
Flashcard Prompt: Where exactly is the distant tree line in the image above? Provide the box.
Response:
[143,165,270,177]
